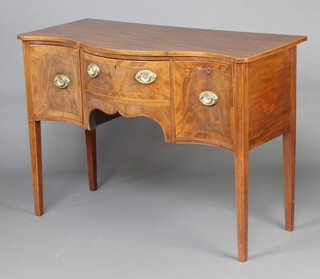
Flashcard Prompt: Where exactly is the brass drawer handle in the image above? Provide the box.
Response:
[135,69,157,84]
[87,63,100,78]
[199,91,218,106]
[54,74,70,89]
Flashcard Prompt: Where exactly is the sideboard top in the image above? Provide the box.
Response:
[18,18,306,62]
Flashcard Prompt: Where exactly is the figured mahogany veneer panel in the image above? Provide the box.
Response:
[82,52,172,141]
[83,91,172,142]
[28,45,82,124]
[82,52,170,102]
[249,49,292,149]
[174,61,233,149]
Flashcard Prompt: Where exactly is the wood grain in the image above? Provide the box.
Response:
[249,49,292,149]
[83,90,173,142]
[283,47,297,232]
[28,45,82,124]
[83,52,170,101]
[174,61,234,150]
[233,63,250,262]
[18,19,307,63]
[28,121,44,216]
[85,129,97,191]
[22,42,44,216]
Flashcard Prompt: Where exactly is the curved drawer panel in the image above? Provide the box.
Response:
[82,52,170,102]
[173,61,234,150]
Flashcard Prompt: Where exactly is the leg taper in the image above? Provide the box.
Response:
[233,63,249,262]
[283,47,297,232]
[283,131,295,231]
[234,149,249,262]
[85,129,97,191]
[28,120,43,216]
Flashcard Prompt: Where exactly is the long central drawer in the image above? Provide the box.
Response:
[82,53,170,102]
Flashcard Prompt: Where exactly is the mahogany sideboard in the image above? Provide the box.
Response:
[18,19,307,262]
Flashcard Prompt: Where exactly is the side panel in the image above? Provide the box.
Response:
[249,49,292,148]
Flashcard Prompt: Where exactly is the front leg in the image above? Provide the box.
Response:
[233,63,250,261]
[28,120,44,216]
[234,148,249,262]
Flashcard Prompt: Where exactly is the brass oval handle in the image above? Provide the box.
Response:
[135,69,157,84]
[199,91,218,106]
[54,74,70,89]
[87,63,100,78]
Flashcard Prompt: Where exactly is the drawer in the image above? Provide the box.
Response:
[28,45,82,124]
[173,61,233,148]
[82,53,170,102]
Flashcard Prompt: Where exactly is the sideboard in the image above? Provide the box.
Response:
[18,19,307,261]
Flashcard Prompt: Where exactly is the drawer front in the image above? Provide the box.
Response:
[83,53,170,102]
[28,45,82,124]
[174,61,233,148]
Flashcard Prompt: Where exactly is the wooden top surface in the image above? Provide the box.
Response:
[18,18,307,62]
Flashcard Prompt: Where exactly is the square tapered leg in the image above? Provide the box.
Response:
[283,131,296,231]
[234,149,249,262]
[28,120,43,216]
[85,129,97,191]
